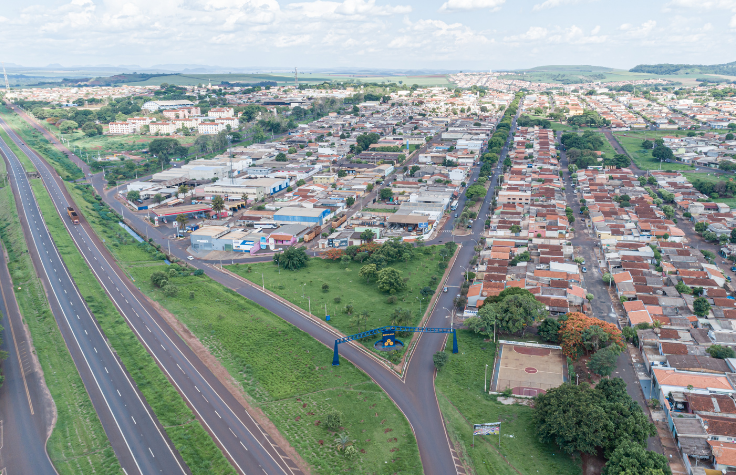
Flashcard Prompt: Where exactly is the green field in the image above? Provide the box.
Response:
[680,172,736,208]
[227,246,448,338]
[66,183,423,474]
[0,174,121,472]
[502,65,726,87]
[31,180,236,474]
[435,330,582,475]
[611,132,693,171]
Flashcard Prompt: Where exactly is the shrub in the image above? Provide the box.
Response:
[324,410,343,431]
[333,297,342,304]
[433,351,448,370]
[150,271,168,288]
[162,284,178,297]
[322,283,330,292]
[193,269,204,276]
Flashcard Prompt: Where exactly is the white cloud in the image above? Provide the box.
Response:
[551,25,607,44]
[503,26,548,42]
[532,0,581,11]
[619,20,656,37]
[591,25,600,35]
[287,0,410,19]
[439,0,505,12]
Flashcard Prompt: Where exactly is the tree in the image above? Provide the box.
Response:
[675,281,692,295]
[324,410,343,431]
[150,271,168,288]
[59,120,78,134]
[694,221,707,233]
[175,214,188,229]
[602,273,613,284]
[661,205,674,220]
[535,379,656,458]
[693,297,710,317]
[433,351,448,371]
[603,441,672,475]
[465,184,487,201]
[468,293,547,337]
[346,196,355,207]
[211,195,225,215]
[275,152,287,162]
[360,229,375,242]
[127,190,140,202]
[275,246,309,271]
[558,312,624,359]
[538,317,560,343]
[379,188,393,201]
[376,267,406,293]
[730,227,736,244]
[707,344,736,359]
[153,193,164,204]
[359,264,378,283]
[149,138,181,166]
[641,140,654,149]
[389,307,411,326]
[588,346,621,377]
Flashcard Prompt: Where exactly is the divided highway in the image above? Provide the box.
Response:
[0,117,301,475]
[7,104,518,475]
[0,126,185,474]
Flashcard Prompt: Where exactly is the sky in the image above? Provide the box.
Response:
[0,0,733,71]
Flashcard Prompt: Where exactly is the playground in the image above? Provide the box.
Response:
[491,341,566,396]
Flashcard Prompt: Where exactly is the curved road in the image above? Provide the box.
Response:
[0,117,302,475]
[9,104,517,475]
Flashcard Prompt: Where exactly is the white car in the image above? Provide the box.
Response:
[187,256,194,261]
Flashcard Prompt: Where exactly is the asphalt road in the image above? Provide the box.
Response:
[0,116,302,475]
[0,243,57,475]
[0,125,185,475]
[559,132,664,453]
[11,104,514,474]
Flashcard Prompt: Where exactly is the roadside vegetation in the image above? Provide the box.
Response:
[30,180,236,474]
[64,182,423,474]
[0,162,121,473]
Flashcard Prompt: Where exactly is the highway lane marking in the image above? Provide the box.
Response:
[240,441,248,451]
[146,326,150,332]
[177,364,183,372]
[84,330,87,335]
[203,395,208,403]
[94,347,97,353]
[161,344,165,351]
[215,410,221,418]
[117,389,121,396]
[148,447,154,458]
[195,386,200,392]
[132,417,136,425]
[105,367,108,373]
[229,427,236,437]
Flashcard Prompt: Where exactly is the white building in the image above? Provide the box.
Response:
[208,107,235,118]
[108,122,134,135]
[149,122,177,135]
[142,100,195,112]
[198,122,226,135]
[215,117,239,129]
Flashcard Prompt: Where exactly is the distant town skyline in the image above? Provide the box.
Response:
[1,0,734,70]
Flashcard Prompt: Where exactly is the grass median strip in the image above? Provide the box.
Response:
[68,183,423,474]
[29,179,236,475]
[435,330,582,475]
[0,163,121,473]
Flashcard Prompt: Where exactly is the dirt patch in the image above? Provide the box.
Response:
[581,451,606,475]
[144,297,312,474]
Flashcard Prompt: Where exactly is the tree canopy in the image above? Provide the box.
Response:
[376,267,407,294]
[602,441,671,475]
[558,312,624,359]
[467,289,547,337]
[273,247,309,271]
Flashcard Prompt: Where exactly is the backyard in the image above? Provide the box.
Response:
[227,244,451,337]
[435,330,582,475]
[66,182,424,474]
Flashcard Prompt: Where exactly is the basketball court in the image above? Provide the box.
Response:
[491,341,566,396]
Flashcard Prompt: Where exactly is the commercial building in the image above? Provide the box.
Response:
[198,122,226,135]
[273,207,331,226]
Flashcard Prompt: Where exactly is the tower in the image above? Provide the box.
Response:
[3,63,9,93]
[293,67,298,89]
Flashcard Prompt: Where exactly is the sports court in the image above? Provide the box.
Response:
[491,341,567,396]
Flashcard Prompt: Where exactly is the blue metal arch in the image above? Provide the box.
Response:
[332,326,458,365]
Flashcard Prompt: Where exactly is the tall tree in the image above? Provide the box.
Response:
[211,195,225,215]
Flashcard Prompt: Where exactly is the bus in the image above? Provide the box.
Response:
[253,221,279,230]
[450,200,459,211]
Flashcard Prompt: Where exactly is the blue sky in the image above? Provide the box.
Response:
[0,0,732,71]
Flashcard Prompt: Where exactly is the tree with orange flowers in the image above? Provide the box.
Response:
[324,248,344,260]
[558,312,624,359]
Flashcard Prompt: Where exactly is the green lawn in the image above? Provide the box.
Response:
[31,180,236,475]
[0,105,84,180]
[435,330,582,475]
[550,122,577,132]
[66,183,423,474]
[680,172,736,208]
[227,247,448,338]
[0,176,121,472]
[611,133,693,171]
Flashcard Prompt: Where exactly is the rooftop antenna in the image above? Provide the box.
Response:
[3,63,9,93]
[293,67,298,89]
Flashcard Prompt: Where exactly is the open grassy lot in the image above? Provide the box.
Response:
[0,105,84,180]
[227,246,448,337]
[680,172,736,208]
[611,132,693,171]
[0,172,120,472]
[31,180,236,474]
[435,330,582,475]
[66,182,423,474]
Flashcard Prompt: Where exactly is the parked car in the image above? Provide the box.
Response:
[582,267,587,273]
[443,286,448,293]
[187,256,194,261]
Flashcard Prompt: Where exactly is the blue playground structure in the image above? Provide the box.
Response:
[332,326,458,365]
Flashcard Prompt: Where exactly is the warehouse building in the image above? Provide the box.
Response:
[273,207,331,226]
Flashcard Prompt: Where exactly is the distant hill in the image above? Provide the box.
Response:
[630,61,736,75]
[521,65,614,73]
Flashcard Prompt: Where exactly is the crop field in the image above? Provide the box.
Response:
[435,330,581,475]
[65,183,423,474]
[0,168,120,472]
[227,246,448,337]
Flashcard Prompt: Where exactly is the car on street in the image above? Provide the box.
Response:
[582,267,587,273]
[454,213,458,218]
[187,256,194,261]
[443,286,448,293]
